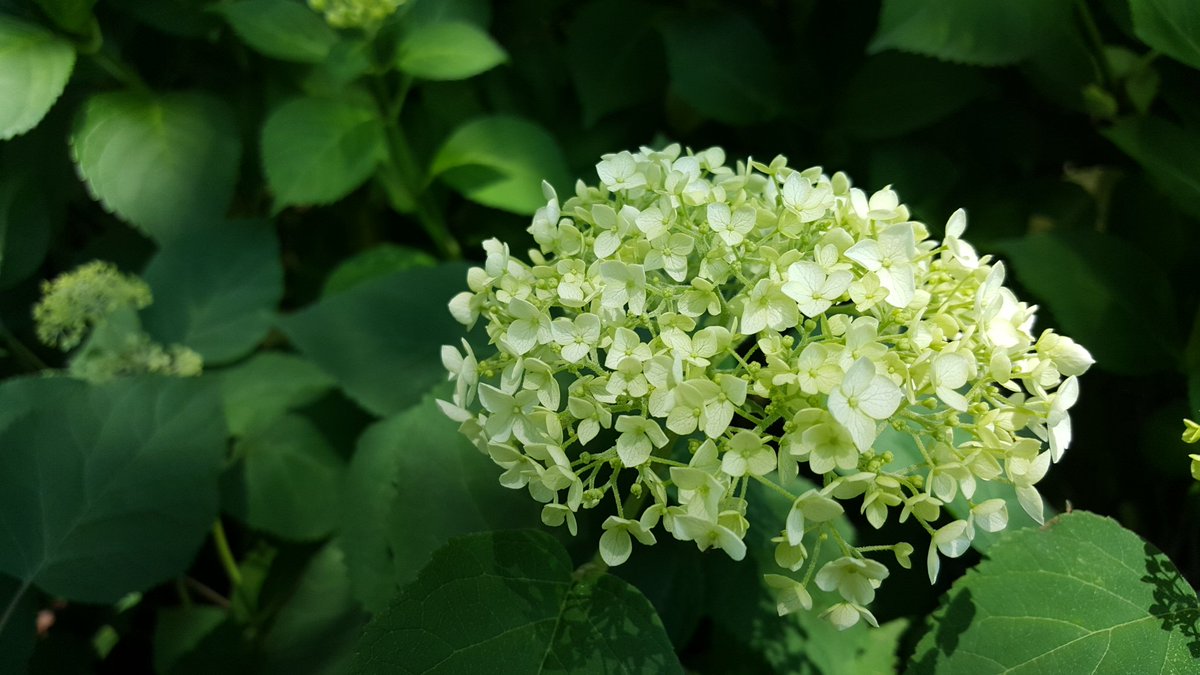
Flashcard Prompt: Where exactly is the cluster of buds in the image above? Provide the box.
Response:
[32,261,202,382]
[439,145,1092,629]
[307,0,406,28]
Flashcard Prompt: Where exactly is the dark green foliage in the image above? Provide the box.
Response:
[1,0,1199,672]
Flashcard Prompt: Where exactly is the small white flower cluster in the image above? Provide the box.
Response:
[307,0,406,28]
[33,261,203,382]
[439,146,1093,629]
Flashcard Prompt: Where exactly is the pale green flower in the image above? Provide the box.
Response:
[439,145,1093,628]
[1184,418,1200,445]
[816,556,889,605]
[614,415,668,467]
[828,357,903,452]
[764,574,813,615]
[926,519,973,584]
[821,602,878,631]
[599,516,656,566]
[721,430,776,477]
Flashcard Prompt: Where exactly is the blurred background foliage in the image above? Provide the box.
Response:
[1,0,1199,672]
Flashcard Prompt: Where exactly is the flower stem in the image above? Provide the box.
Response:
[372,78,462,260]
[211,519,242,588]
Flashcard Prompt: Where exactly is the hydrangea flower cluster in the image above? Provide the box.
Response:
[439,146,1093,629]
[308,0,406,28]
[1184,416,1200,480]
[33,261,202,382]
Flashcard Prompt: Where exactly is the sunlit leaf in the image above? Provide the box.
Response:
[261,96,386,209]
[71,92,241,241]
[0,16,75,140]
[397,22,506,81]
[909,511,1200,673]
[216,0,339,63]
[431,115,571,215]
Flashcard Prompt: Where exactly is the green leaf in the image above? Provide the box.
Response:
[869,0,1071,66]
[322,243,437,297]
[995,231,1180,375]
[909,511,1200,673]
[223,414,345,541]
[259,544,366,675]
[0,376,225,603]
[141,219,283,364]
[279,264,472,417]
[71,92,241,241]
[352,530,682,674]
[565,0,664,126]
[154,606,228,675]
[261,96,386,209]
[659,11,781,125]
[34,0,97,35]
[1130,0,1200,70]
[0,16,75,140]
[837,53,991,139]
[397,21,506,81]
[216,0,339,63]
[340,389,536,612]
[430,115,571,215]
[1103,116,1200,220]
[220,352,335,436]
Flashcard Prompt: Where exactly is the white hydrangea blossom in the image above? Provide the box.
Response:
[439,145,1093,629]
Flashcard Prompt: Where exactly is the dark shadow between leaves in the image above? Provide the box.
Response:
[905,588,975,675]
[1141,542,1200,659]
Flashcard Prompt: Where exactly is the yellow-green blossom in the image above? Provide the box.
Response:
[33,261,151,350]
[308,0,405,28]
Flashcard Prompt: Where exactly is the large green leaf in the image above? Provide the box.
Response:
[565,0,665,126]
[154,606,227,675]
[220,352,334,436]
[0,376,225,603]
[352,530,682,674]
[909,511,1200,673]
[71,91,241,241]
[869,0,1071,66]
[995,231,1180,375]
[658,11,781,125]
[278,264,471,417]
[837,53,991,139]
[322,243,437,297]
[1103,116,1200,220]
[223,414,345,542]
[141,219,283,365]
[216,0,339,63]
[430,115,571,215]
[1130,0,1200,71]
[259,544,366,675]
[339,390,536,612]
[396,21,507,81]
[261,96,386,209]
[0,16,75,140]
